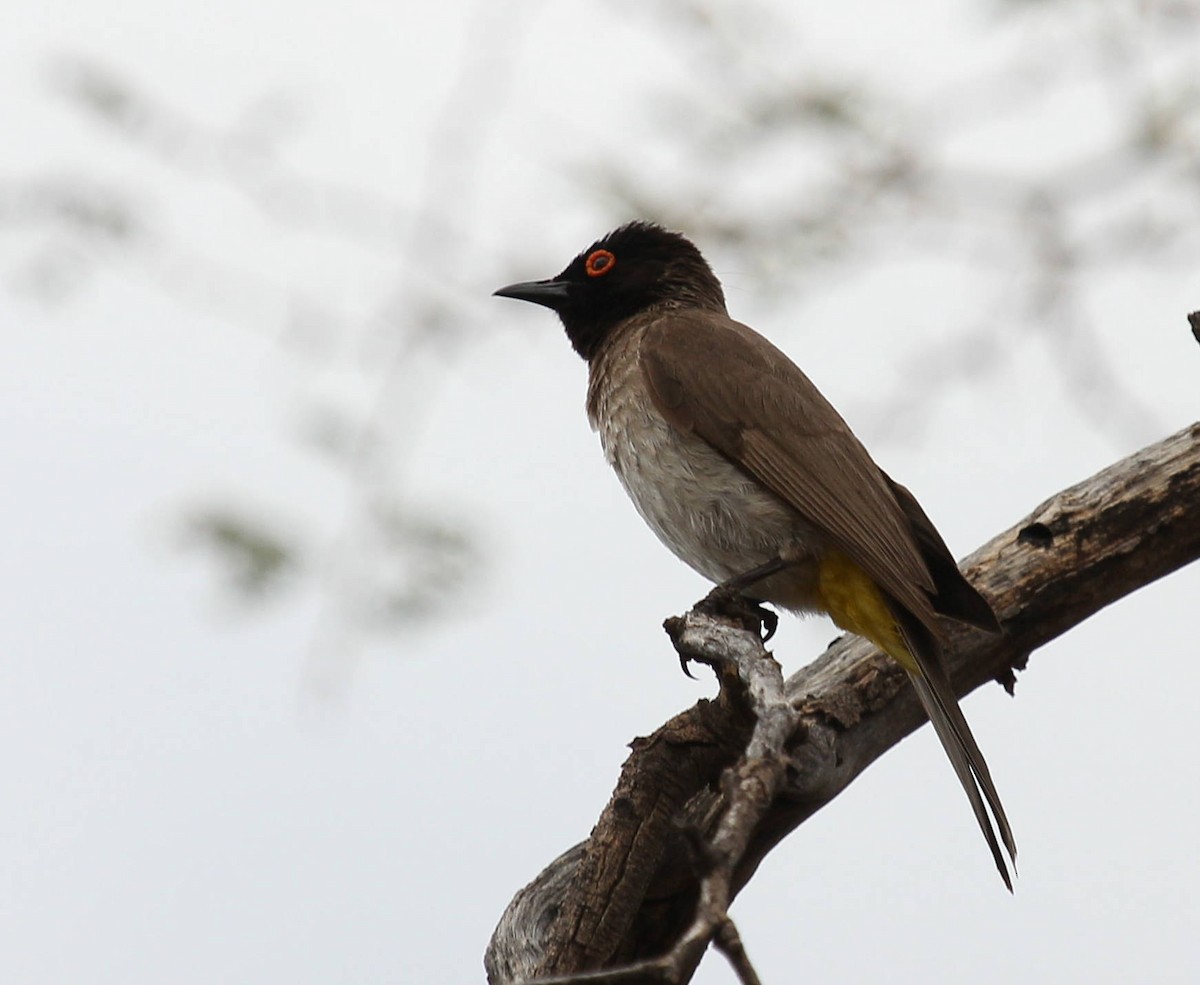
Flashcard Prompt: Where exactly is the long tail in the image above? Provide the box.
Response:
[816,552,1016,889]
[899,614,1017,891]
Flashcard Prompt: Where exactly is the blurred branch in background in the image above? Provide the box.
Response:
[1,0,527,690]
[0,0,1196,682]
[21,50,491,688]
[603,0,1200,444]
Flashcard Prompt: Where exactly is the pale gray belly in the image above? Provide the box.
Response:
[590,393,824,610]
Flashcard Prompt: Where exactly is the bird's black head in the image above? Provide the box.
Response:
[494,221,726,360]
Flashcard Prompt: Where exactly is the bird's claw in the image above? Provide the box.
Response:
[759,607,778,642]
[697,585,778,644]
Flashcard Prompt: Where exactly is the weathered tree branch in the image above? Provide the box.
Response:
[486,422,1200,984]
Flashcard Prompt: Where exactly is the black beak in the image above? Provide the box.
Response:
[493,277,571,310]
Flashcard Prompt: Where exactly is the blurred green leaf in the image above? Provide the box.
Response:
[182,508,299,600]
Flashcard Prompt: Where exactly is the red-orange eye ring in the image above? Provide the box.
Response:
[585,249,616,278]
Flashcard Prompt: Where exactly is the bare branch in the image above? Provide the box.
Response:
[487,421,1200,983]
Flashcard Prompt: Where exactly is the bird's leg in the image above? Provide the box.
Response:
[698,556,788,643]
[719,556,790,594]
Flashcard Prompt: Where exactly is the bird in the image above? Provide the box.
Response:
[494,220,1016,890]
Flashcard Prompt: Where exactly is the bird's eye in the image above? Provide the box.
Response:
[585,249,616,278]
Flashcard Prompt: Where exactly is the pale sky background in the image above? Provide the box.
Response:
[2,2,1199,984]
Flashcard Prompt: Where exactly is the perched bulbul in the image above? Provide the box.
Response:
[494,221,1016,889]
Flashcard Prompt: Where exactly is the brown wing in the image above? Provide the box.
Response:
[640,309,939,628]
[881,473,1000,631]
